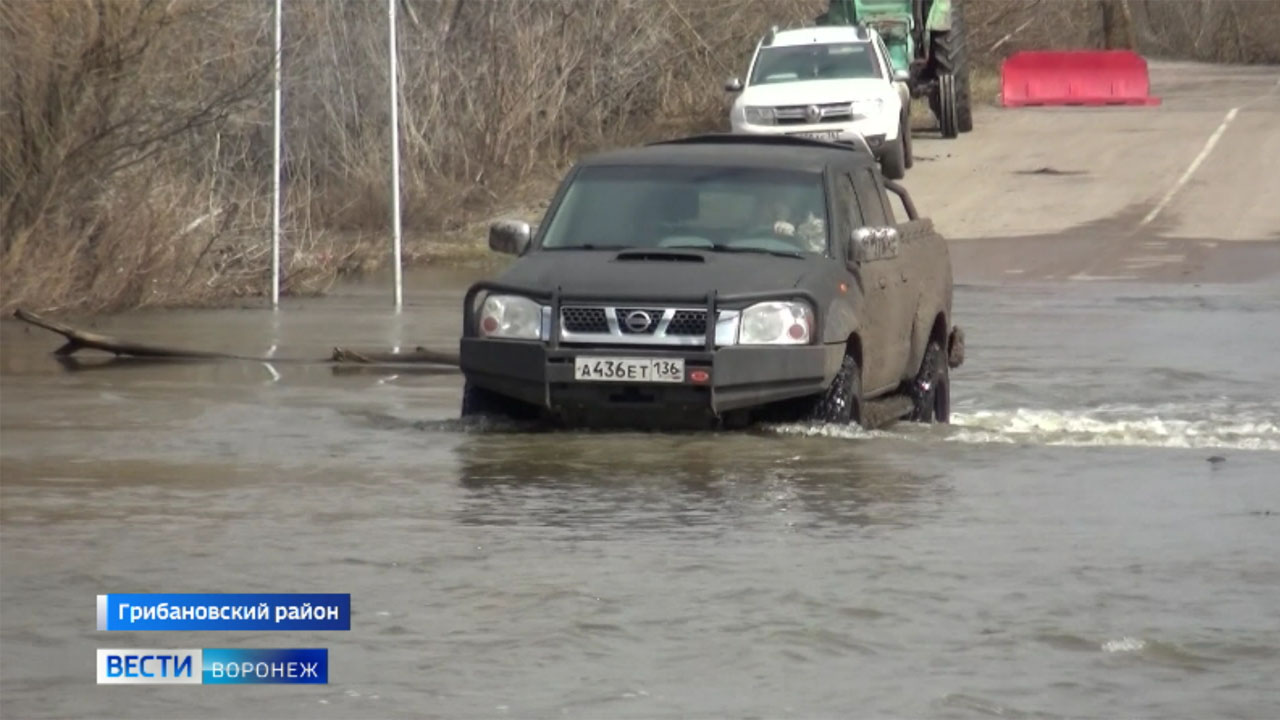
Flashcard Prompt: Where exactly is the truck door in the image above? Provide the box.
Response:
[851,167,911,393]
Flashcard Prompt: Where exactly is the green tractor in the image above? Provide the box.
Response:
[817,0,973,138]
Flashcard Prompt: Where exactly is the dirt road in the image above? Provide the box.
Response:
[906,61,1280,282]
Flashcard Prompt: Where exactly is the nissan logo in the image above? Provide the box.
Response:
[805,104,821,123]
[623,311,653,332]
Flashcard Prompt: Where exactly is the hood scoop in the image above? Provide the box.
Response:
[614,250,705,263]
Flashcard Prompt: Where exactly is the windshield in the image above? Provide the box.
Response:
[749,42,880,85]
[538,165,830,256]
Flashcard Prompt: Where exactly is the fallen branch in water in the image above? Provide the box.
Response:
[12,309,460,366]
[328,346,459,365]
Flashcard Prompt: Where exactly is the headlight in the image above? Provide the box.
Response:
[849,98,884,119]
[477,294,544,340]
[744,106,776,125]
[738,301,813,345]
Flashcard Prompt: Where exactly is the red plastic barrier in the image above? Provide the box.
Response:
[1000,50,1161,107]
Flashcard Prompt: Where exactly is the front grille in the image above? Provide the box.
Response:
[557,305,728,346]
[667,310,707,335]
[775,102,853,125]
[615,308,662,335]
[562,306,608,333]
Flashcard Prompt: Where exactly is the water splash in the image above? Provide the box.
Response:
[764,422,882,440]
[764,402,1279,451]
[351,401,1280,451]
[949,406,1280,451]
[1102,636,1147,653]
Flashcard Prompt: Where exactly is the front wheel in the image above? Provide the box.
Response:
[936,74,960,139]
[810,353,863,426]
[909,341,950,423]
[880,130,907,180]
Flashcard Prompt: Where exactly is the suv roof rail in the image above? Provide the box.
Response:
[647,132,874,156]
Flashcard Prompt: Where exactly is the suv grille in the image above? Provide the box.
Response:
[667,310,707,335]
[557,305,727,346]
[562,307,608,333]
[775,102,853,125]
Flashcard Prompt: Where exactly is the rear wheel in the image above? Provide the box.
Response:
[930,23,973,134]
[810,353,863,426]
[909,341,950,423]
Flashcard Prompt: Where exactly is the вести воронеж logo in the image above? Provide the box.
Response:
[96,648,328,685]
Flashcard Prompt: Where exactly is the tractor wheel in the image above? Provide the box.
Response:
[902,112,914,169]
[936,74,959,139]
[931,21,973,133]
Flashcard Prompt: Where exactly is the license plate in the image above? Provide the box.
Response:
[573,356,685,383]
[792,130,841,141]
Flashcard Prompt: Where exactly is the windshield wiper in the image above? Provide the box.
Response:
[699,243,805,259]
[544,244,634,251]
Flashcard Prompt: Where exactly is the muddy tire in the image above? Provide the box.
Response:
[810,353,863,425]
[909,341,950,423]
[880,130,907,180]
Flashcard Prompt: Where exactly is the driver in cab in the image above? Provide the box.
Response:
[754,196,826,254]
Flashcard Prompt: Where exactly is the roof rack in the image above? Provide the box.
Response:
[647,132,874,156]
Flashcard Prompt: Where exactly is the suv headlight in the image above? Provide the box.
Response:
[738,301,813,345]
[744,106,776,125]
[849,98,884,119]
[477,294,544,340]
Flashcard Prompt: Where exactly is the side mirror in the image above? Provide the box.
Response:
[488,219,531,256]
[892,68,910,83]
[848,226,900,264]
[724,77,744,93]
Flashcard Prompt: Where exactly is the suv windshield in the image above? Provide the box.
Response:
[538,165,830,256]
[749,42,880,85]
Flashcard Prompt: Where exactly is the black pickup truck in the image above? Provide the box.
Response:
[458,134,963,430]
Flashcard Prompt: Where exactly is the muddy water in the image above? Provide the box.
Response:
[2,268,1278,719]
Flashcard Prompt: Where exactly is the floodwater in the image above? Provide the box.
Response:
[1,267,1278,719]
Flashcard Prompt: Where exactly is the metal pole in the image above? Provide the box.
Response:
[388,0,404,310]
[271,0,282,308]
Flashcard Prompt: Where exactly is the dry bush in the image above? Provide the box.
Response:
[1130,0,1280,64]
[0,0,306,313]
[282,0,822,236]
[965,0,1280,71]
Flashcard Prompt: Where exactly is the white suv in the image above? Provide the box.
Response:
[726,25,912,179]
